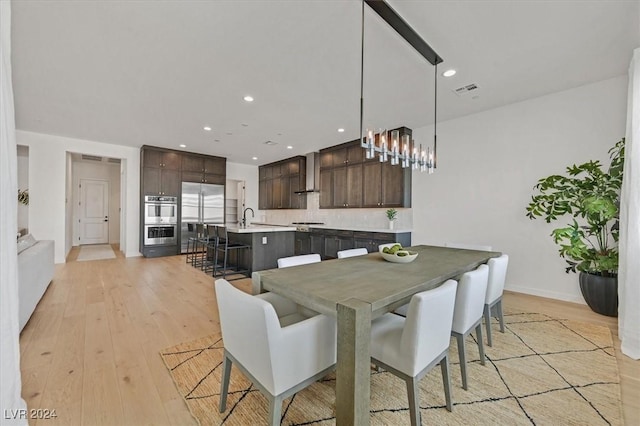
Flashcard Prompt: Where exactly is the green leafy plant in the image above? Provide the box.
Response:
[18,189,29,205]
[386,208,398,221]
[526,138,624,276]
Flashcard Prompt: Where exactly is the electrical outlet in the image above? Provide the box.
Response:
[262,236,267,244]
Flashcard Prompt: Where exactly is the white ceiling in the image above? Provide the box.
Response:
[11,0,640,165]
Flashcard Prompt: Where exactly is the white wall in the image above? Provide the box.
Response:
[71,160,121,245]
[16,130,140,263]
[226,161,258,213]
[410,76,628,303]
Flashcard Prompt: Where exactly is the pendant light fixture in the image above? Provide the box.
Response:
[359,0,443,173]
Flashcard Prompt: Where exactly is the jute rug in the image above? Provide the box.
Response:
[76,244,116,261]
[160,312,623,425]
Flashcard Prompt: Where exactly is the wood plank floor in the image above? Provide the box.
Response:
[19,247,639,425]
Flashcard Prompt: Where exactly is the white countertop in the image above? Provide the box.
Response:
[225,224,297,233]
[240,222,412,234]
[306,224,412,234]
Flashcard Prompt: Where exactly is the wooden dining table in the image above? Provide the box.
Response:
[252,244,501,425]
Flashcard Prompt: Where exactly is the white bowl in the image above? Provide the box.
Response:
[381,250,418,264]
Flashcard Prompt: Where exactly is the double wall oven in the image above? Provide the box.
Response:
[144,195,178,246]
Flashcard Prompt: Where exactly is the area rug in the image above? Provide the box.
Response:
[76,244,116,261]
[160,312,623,425]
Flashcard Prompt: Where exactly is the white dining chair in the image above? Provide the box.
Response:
[337,248,368,258]
[451,264,489,390]
[370,280,458,426]
[484,254,509,346]
[277,253,321,268]
[215,279,337,426]
[445,242,493,251]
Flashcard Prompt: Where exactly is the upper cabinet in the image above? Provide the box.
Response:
[141,147,182,196]
[141,146,227,196]
[319,127,412,209]
[181,153,226,184]
[258,156,306,210]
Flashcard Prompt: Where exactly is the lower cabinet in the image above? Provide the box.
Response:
[294,232,311,255]
[308,229,411,259]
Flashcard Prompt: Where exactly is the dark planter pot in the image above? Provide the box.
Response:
[578,272,618,317]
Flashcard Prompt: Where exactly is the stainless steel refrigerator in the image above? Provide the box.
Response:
[180,182,224,253]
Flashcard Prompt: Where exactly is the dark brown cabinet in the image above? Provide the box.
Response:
[319,128,411,209]
[320,141,365,208]
[181,153,226,184]
[258,156,306,210]
[141,148,182,196]
[309,228,410,259]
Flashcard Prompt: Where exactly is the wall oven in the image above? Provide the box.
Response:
[144,224,177,246]
[144,195,178,224]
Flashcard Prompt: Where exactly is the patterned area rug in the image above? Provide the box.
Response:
[76,244,116,261]
[160,312,623,425]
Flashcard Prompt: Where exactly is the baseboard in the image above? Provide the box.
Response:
[505,284,586,305]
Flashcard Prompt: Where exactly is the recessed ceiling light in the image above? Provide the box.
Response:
[286,146,293,149]
[442,69,456,77]
[179,144,186,148]
[252,156,258,160]
[337,128,345,133]
[203,126,212,131]
[243,95,254,102]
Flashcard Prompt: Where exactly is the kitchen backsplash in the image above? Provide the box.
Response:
[261,193,412,230]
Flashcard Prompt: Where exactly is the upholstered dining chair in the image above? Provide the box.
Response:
[277,253,321,268]
[444,242,493,251]
[451,264,489,390]
[215,279,337,426]
[370,280,458,426]
[484,254,509,346]
[337,247,368,259]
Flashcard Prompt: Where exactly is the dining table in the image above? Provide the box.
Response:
[251,244,501,425]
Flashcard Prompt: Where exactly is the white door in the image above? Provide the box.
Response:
[79,179,109,244]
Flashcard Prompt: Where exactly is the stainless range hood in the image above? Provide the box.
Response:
[295,152,320,194]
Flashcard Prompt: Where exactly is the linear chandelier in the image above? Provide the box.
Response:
[359,0,443,173]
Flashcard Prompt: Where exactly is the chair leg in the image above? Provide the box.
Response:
[496,299,505,333]
[268,395,282,426]
[475,324,486,366]
[484,303,493,347]
[455,333,468,390]
[219,353,232,412]
[405,376,421,426]
[440,354,453,412]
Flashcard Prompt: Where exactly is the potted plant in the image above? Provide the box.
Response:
[526,138,624,317]
[386,208,398,230]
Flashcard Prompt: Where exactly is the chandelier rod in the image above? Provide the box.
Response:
[364,0,443,66]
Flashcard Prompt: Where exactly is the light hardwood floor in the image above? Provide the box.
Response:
[19,248,639,425]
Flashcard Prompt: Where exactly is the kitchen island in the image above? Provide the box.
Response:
[224,224,297,272]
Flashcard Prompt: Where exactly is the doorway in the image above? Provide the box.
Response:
[70,153,122,249]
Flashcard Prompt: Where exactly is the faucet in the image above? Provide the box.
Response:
[242,207,255,227]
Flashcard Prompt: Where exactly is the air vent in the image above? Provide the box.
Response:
[107,158,121,164]
[81,154,103,162]
[452,83,480,97]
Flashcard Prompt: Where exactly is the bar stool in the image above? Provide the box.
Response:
[191,223,210,269]
[185,223,200,264]
[212,226,251,280]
